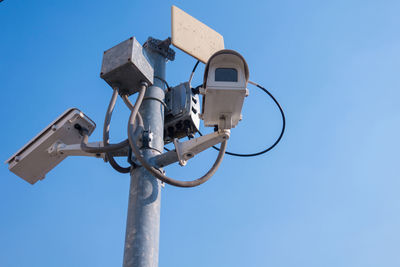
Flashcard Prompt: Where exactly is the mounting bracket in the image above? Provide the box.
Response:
[48,141,105,158]
[173,129,230,166]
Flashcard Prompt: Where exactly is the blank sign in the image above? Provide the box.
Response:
[171,5,224,63]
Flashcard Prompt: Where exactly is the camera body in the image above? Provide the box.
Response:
[201,50,249,129]
[6,108,96,184]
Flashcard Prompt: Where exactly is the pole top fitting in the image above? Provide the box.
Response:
[144,37,175,61]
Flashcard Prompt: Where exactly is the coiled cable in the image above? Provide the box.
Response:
[128,83,228,188]
[198,81,285,157]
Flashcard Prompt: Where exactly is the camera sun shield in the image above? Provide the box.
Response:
[6,108,96,184]
[201,50,249,129]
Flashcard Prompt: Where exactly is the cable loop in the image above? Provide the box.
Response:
[127,84,228,188]
[208,81,285,157]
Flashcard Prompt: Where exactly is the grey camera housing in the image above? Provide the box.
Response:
[164,82,200,143]
[100,37,154,95]
[202,49,249,129]
[6,108,96,184]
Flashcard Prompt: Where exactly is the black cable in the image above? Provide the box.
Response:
[188,59,286,157]
[108,155,130,173]
[192,60,200,73]
[142,96,169,110]
[154,76,171,91]
[128,83,228,188]
[199,83,285,157]
[191,84,202,95]
[188,60,200,86]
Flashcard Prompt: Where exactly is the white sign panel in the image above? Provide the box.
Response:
[171,5,225,63]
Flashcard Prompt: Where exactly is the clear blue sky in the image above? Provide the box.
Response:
[1,0,400,266]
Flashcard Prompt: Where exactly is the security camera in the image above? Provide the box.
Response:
[201,49,249,129]
[6,108,96,184]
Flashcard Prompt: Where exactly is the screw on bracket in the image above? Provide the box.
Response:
[143,37,175,61]
[142,129,154,149]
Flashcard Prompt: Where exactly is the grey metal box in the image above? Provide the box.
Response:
[100,37,154,95]
[164,82,200,143]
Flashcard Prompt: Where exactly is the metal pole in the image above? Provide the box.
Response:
[123,38,174,267]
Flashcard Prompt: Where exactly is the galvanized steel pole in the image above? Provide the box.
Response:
[122,38,174,267]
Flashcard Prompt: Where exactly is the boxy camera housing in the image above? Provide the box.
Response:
[201,49,249,129]
[6,108,96,184]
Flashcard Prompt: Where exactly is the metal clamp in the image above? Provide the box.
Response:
[143,37,175,61]
[48,141,104,158]
[142,129,154,149]
[172,129,230,166]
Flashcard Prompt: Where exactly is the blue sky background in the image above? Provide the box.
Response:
[1,0,400,266]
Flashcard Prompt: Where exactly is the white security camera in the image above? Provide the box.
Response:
[201,49,249,129]
[6,108,96,184]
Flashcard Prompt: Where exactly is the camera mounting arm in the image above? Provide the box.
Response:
[47,141,105,158]
[153,129,230,168]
